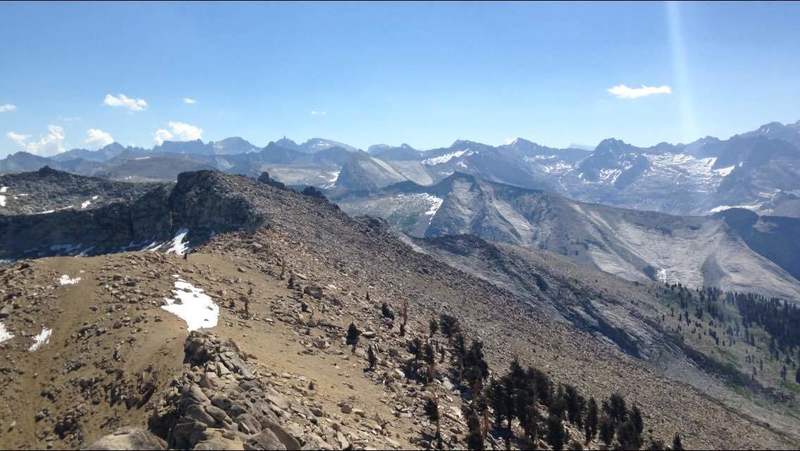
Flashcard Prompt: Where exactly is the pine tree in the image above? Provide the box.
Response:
[522,403,540,444]
[439,314,460,341]
[672,433,684,451]
[564,384,584,425]
[605,393,627,426]
[463,405,484,451]
[549,385,567,419]
[598,415,614,447]
[584,397,598,444]
[399,299,409,337]
[616,418,642,450]
[630,404,644,436]
[646,437,666,450]
[488,378,510,431]
[429,318,439,337]
[546,413,566,451]
[424,342,437,383]
[795,366,800,384]
[381,302,395,321]
[464,340,489,393]
[346,322,361,352]
[424,396,440,434]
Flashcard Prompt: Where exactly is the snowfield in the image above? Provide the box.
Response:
[709,203,763,214]
[161,279,219,331]
[28,327,52,352]
[422,150,472,165]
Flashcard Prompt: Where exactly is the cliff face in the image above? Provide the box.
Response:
[0,171,265,259]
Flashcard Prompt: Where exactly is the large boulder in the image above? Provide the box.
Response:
[85,427,167,450]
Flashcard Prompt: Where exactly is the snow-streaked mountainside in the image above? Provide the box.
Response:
[4,120,800,218]
[334,172,800,302]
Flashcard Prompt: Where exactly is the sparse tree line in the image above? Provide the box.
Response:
[662,283,800,385]
[347,306,684,450]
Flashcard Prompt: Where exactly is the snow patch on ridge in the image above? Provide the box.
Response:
[161,279,219,331]
[709,203,763,214]
[165,229,190,255]
[715,165,735,177]
[422,150,472,165]
[59,274,81,285]
[0,186,7,207]
[28,327,52,352]
[0,323,13,344]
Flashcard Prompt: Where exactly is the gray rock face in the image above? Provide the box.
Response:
[0,170,265,260]
[339,172,800,302]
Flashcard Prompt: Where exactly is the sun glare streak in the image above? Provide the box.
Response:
[666,1,698,143]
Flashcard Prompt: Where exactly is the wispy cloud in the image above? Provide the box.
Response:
[104,93,148,111]
[154,121,203,145]
[0,104,16,113]
[183,97,197,105]
[85,128,114,148]
[6,125,65,156]
[311,110,327,116]
[607,84,672,99]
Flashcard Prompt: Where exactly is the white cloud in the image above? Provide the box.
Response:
[7,131,30,146]
[6,125,65,156]
[183,97,197,105]
[154,121,203,145]
[0,104,16,113]
[154,129,173,145]
[311,110,327,116]
[84,128,114,148]
[104,93,148,111]
[607,84,672,99]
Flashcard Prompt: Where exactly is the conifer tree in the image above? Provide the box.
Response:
[346,322,361,352]
[463,405,484,451]
[424,396,441,437]
[630,405,644,436]
[439,314,460,341]
[672,433,684,451]
[546,413,566,451]
[584,397,598,444]
[617,418,642,450]
[381,302,395,321]
[429,318,439,337]
[400,299,409,337]
[598,415,614,447]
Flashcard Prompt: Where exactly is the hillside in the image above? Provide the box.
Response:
[0,170,798,449]
[334,172,800,302]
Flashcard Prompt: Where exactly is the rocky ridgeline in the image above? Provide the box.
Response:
[0,170,265,260]
[89,331,348,450]
[0,167,158,216]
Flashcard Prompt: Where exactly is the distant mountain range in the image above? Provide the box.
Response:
[3,120,799,217]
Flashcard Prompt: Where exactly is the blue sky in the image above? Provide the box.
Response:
[1,1,799,156]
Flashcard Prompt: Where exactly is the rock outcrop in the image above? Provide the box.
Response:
[0,170,265,259]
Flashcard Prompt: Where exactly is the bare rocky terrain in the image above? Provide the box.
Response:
[0,167,158,216]
[1,170,798,449]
